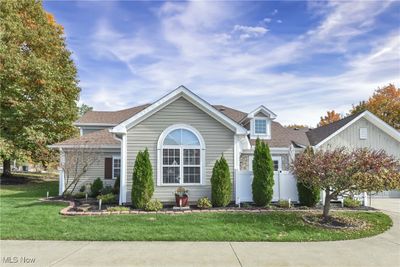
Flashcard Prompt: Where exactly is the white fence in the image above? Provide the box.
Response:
[235,170,299,204]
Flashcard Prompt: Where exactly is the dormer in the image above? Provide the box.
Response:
[247,105,277,140]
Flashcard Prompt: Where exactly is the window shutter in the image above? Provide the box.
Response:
[104,158,113,179]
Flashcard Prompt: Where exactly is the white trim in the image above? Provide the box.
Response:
[111,86,247,135]
[250,117,271,140]
[49,144,120,149]
[246,105,277,120]
[315,111,400,148]
[112,156,121,180]
[74,123,117,127]
[157,124,206,186]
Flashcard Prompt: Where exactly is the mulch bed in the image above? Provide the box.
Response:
[302,213,369,230]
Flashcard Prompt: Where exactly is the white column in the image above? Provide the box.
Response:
[363,192,369,206]
[59,149,65,195]
[119,134,127,205]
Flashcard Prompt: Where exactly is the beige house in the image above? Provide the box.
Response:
[51,86,400,204]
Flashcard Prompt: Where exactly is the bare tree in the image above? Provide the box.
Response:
[60,144,102,196]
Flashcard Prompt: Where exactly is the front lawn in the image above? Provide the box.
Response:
[0,179,392,241]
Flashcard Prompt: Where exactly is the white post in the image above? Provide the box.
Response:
[46,191,49,199]
[321,190,326,205]
[99,199,102,210]
[363,192,369,206]
[58,149,65,196]
[288,198,291,208]
[119,134,127,205]
[85,193,88,201]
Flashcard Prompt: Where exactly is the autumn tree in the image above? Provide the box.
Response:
[318,110,342,127]
[78,103,93,117]
[292,148,400,220]
[0,1,80,176]
[350,84,400,129]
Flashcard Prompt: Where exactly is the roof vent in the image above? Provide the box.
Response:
[294,127,299,130]
[219,107,226,111]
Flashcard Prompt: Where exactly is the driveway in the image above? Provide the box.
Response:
[1,199,399,267]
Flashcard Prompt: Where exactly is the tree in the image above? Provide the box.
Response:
[60,145,101,196]
[296,147,320,207]
[131,148,154,209]
[210,155,232,207]
[350,84,400,129]
[0,1,80,177]
[78,103,93,117]
[252,138,274,206]
[318,110,342,127]
[292,147,400,220]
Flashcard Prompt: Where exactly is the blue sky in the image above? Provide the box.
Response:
[44,0,400,126]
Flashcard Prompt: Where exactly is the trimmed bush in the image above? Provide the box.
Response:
[344,197,361,208]
[277,199,290,209]
[144,200,163,211]
[297,182,320,207]
[131,148,154,209]
[252,138,274,206]
[211,155,232,207]
[79,185,86,192]
[97,193,116,204]
[197,197,212,209]
[91,178,103,197]
[296,147,320,207]
[113,176,120,195]
[101,186,113,195]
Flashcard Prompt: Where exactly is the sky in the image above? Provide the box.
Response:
[44,0,400,126]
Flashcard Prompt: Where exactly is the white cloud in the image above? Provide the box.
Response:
[233,25,269,40]
[263,17,272,23]
[276,19,283,23]
[80,0,399,127]
[272,9,278,15]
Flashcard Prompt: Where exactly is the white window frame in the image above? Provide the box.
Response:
[250,118,271,139]
[157,124,206,186]
[112,156,121,180]
[359,127,368,140]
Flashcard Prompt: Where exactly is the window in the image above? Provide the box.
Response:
[359,128,368,140]
[255,119,267,134]
[160,127,203,185]
[273,160,279,171]
[112,157,121,179]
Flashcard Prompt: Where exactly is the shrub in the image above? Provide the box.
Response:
[73,192,86,199]
[106,206,129,212]
[79,185,86,192]
[131,148,154,209]
[277,199,290,209]
[297,182,320,207]
[97,193,116,204]
[211,155,232,207]
[113,176,120,194]
[91,178,103,197]
[252,139,274,206]
[101,186,113,195]
[144,200,163,211]
[197,197,212,209]
[343,197,361,208]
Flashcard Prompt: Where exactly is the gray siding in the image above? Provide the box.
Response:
[321,117,400,158]
[80,126,111,135]
[63,149,120,193]
[126,96,235,203]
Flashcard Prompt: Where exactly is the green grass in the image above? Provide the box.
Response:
[0,180,393,241]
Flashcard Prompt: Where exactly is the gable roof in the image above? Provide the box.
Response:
[75,104,150,126]
[306,112,361,146]
[247,105,277,120]
[111,86,248,135]
[307,110,400,147]
[49,129,119,148]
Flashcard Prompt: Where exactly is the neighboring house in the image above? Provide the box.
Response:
[50,86,400,204]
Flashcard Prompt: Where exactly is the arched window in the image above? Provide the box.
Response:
[158,125,205,185]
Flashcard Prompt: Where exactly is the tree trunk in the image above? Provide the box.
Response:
[2,159,11,177]
[323,189,331,221]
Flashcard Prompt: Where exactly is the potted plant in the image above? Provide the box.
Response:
[174,187,189,207]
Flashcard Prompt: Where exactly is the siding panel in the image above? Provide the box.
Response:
[126,97,235,203]
[321,118,400,158]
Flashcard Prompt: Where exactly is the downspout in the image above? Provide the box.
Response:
[59,148,65,196]
[113,133,127,205]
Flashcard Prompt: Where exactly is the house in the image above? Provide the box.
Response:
[50,86,400,204]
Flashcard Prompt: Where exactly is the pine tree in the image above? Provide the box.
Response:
[131,149,154,209]
[252,138,274,206]
[211,155,232,207]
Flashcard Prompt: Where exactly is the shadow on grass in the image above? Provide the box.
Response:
[1,181,59,199]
